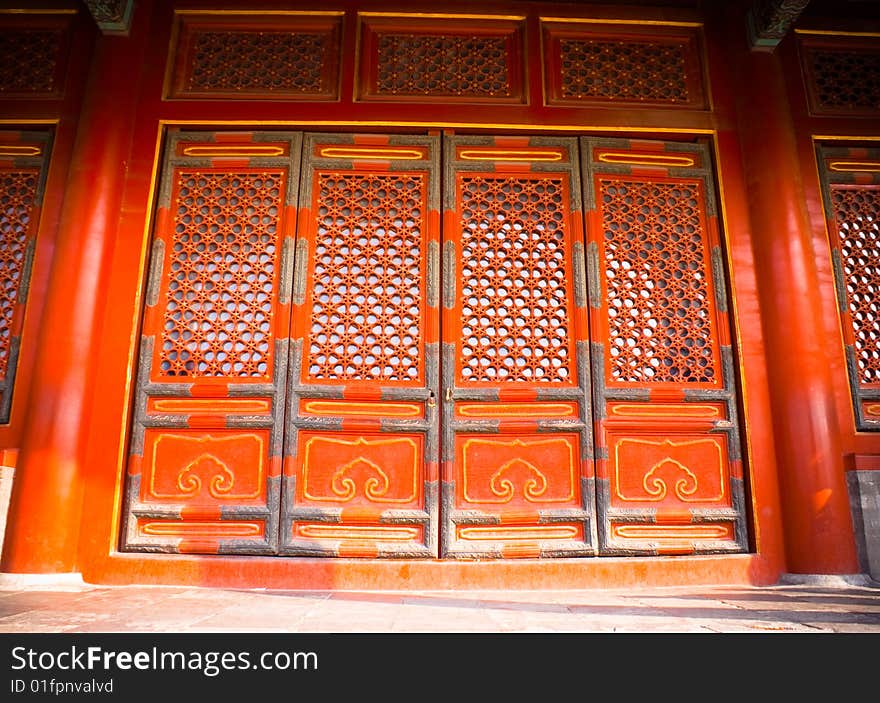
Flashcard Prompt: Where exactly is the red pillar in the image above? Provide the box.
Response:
[731,18,859,573]
[0,4,150,573]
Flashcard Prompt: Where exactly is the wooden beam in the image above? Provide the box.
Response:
[747,0,811,50]
[82,0,133,36]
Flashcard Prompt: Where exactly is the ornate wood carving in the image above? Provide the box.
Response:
[82,0,134,36]
[747,0,811,50]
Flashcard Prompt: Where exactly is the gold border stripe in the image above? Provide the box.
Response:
[298,525,420,541]
[303,401,421,417]
[829,161,880,173]
[459,148,563,162]
[0,146,41,157]
[610,404,720,418]
[141,522,262,537]
[459,525,579,540]
[613,524,729,539]
[598,152,695,167]
[318,147,426,160]
[182,145,285,157]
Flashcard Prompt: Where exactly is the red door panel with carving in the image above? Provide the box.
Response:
[280,134,440,557]
[441,135,597,558]
[121,130,300,554]
[581,137,748,555]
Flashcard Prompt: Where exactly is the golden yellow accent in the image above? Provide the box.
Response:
[149,433,264,500]
[462,437,575,503]
[458,525,579,540]
[152,399,270,413]
[303,400,421,417]
[457,403,576,418]
[0,8,77,13]
[176,9,345,17]
[0,146,41,157]
[159,120,715,136]
[613,437,724,503]
[298,524,419,541]
[597,152,695,168]
[359,12,525,21]
[610,404,719,418]
[613,524,729,540]
[459,148,563,162]
[865,404,880,416]
[829,161,880,173]
[181,145,285,157]
[813,135,880,143]
[795,29,880,38]
[141,522,262,537]
[318,147,426,160]
[540,16,702,28]
[303,436,418,503]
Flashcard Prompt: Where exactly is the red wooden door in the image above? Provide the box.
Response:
[581,137,749,555]
[121,130,300,554]
[280,134,440,557]
[440,136,598,558]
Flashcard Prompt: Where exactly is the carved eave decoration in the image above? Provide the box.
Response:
[747,0,811,50]
[82,0,133,36]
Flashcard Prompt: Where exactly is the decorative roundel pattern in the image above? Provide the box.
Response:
[832,186,880,384]
[161,171,283,377]
[599,178,716,384]
[0,171,36,379]
[458,175,572,383]
[307,172,424,382]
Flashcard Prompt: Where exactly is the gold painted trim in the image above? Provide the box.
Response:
[613,437,725,503]
[158,119,715,136]
[181,145,286,157]
[459,148,563,162]
[302,435,419,504]
[0,8,77,13]
[359,12,525,21]
[613,524,729,539]
[141,521,262,537]
[151,399,271,413]
[458,525,579,540]
[829,161,880,173]
[540,17,702,28]
[297,524,420,541]
[598,152,695,168]
[457,403,576,418]
[175,10,345,17]
[461,437,576,504]
[609,404,720,418]
[865,404,880,416]
[0,145,41,157]
[0,119,58,125]
[795,29,880,38]
[303,401,421,417]
[814,135,880,142]
[318,147,426,160]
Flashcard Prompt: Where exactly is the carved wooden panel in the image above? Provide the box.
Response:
[441,135,596,558]
[800,35,880,117]
[166,12,342,100]
[357,15,526,104]
[121,130,301,554]
[582,137,747,555]
[281,134,440,557]
[0,131,51,424]
[542,21,708,110]
[816,145,880,430]
[0,14,71,99]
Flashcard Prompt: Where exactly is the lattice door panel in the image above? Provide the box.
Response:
[280,134,440,557]
[0,130,51,424]
[581,137,748,555]
[441,136,597,558]
[121,130,301,554]
[816,146,880,430]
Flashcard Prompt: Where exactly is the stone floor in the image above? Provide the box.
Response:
[1,573,879,633]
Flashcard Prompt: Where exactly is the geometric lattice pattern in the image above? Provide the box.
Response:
[0,171,37,381]
[160,171,283,378]
[599,178,716,383]
[0,30,61,94]
[376,34,510,97]
[807,49,880,112]
[458,176,572,383]
[186,31,330,94]
[831,186,880,384]
[559,39,690,103]
[306,172,424,382]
